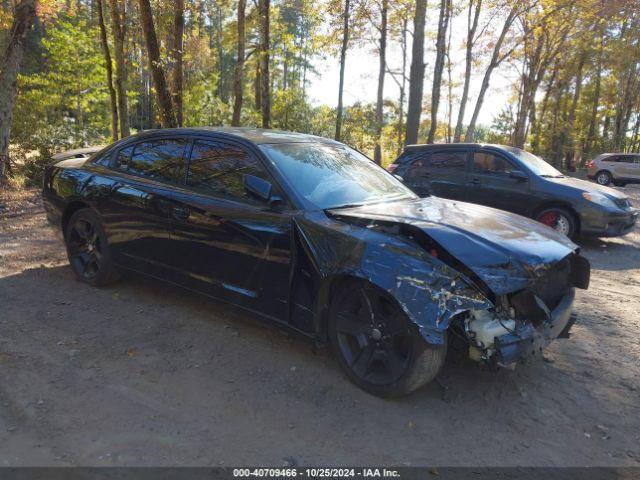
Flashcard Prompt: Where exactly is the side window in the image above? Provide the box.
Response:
[472,151,514,175]
[620,155,635,163]
[606,156,620,163]
[115,146,133,170]
[186,140,270,204]
[429,151,468,171]
[125,139,187,184]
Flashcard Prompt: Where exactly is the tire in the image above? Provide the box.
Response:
[535,207,577,238]
[328,280,446,398]
[595,170,612,186]
[64,209,119,287]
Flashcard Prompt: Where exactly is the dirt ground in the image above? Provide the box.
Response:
[1,185,639,467]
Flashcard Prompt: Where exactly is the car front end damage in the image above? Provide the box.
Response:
[322,196,591,369]
[458,253,590,368]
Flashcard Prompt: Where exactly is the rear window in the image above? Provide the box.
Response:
[425,151,468,171]
[400,150,468,171]
[119,139,188,185]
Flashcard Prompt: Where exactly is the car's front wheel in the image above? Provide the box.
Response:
[328,280,446,398]
[596,170,612,186]
[536,207,577,238]
[65,209,119,287]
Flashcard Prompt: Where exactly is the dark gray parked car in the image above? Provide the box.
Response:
[389,143,637,238]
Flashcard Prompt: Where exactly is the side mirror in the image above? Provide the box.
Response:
[509,170,528,182]
[243,174,281,205]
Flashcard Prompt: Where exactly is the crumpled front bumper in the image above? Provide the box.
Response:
[494,287,576,366]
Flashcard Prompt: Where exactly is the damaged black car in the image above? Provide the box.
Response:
[42,128,590,397]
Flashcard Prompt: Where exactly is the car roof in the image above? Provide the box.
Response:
[596,152,640,157]
[130,127,339,146]
[404,143,507,151]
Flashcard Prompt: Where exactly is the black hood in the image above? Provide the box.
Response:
[328,196,578,295]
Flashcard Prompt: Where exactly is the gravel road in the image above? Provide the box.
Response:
[1,186,639,466]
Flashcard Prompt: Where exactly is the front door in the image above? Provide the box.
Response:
[466,149,532,215]
[167,138,292,321]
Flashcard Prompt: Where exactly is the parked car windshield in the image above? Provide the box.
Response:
[260,143,417,209]
[503,146,564,177]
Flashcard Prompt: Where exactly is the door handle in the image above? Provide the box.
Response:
[172,206,190,220]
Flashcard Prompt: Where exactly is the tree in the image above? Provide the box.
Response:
[373,0,388,165]
[427,0,451,144]
[97,0,119,141]
[405,0,427,145]
[0,0,37,179]
[465,3,519,141]
[231,0,246,126]
[453,0,482,142]
[108,0,130,137]
[259,0,271,128]
[138,0,177,128]
[170,0,185,127]
[335,0,350,141]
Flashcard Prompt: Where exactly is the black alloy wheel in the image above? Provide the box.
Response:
[65,209,118,286]
[329,280,446,397]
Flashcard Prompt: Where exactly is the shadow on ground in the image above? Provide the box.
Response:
[1,264,639,466]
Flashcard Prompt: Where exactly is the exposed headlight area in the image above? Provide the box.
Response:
[582,191,623,210]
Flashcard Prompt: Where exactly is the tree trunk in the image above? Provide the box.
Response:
[335,0,350,141]
[258,0,271,128]
[108,0,130,137]
[231,0,246,126]
[170,0,184,127]
[404,0,427,145]
[0,0,37,179]
[445,9,453,143]
[138,0,177,128]
[373,0,388,165]
[582,27,604,162]
[427,0,451,143]
[396,17,408,155]
[465,5,517,141]
[562,53,586,167]
[454,0,481,142]
[97,0,119,141]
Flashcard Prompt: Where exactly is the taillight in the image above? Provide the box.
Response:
[586,161,594,168]
[387,163,398,173]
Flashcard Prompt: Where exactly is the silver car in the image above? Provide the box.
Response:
[587,153,640,186]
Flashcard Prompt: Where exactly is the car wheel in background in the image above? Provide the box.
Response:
[596,170,612,186]
[536,207,576,238]
[64,209,119,287]
[329,280,446,398]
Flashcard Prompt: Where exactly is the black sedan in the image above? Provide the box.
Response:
[43,128,590,397]
[389,143,637,238]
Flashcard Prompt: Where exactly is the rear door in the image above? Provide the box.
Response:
[402,149,469,200]
[616,155,640,179]
[166,138,293,321]
[466,148,532,215]
[632,156,640,181]
[98,137,188,277]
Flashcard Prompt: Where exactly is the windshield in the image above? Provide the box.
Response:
[503,146,564,177]
[260,142,417,209]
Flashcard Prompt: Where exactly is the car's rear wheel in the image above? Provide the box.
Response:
[596,170,612,186]
[65,209,119,287]
[328,280,446,398]
[536,207,576,238]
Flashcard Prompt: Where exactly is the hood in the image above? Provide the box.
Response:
[544,176,628,200]
[328,196,578,295]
